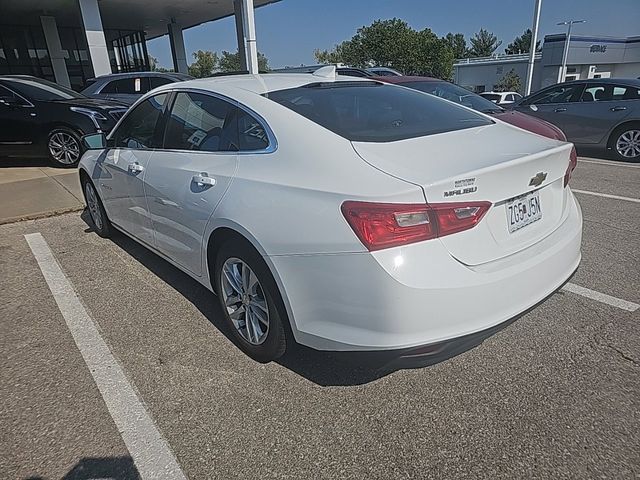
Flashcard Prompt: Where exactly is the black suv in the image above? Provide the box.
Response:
[0,76,128,166]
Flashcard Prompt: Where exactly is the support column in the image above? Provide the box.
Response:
[233,0,247,72]
[40,16,71,87]
[78,0,111,77]
[168,22,188,74]
[235,0,259,73]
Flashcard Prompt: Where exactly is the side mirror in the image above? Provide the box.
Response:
[82,132,106,149]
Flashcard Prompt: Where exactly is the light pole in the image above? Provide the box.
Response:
[557,19,585,83]
[524,0,542,96]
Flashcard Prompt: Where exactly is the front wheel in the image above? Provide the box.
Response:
[81,177,111,238]
[47,129,83,167]
[610,124,640,162]
[213,241,288,362]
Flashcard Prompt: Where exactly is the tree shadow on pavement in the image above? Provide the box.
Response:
[81,210,486,386]
[25,455,140,480]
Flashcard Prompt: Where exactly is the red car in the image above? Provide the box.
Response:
[372,76,567,141]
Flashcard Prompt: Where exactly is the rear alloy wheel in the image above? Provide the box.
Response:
[612,126,640,162]
[221,258,270,345]
[82,177,111,238]
[48,129,82,167]
[214,241,288,362]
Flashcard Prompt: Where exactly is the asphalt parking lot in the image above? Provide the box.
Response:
[1,157,639,479]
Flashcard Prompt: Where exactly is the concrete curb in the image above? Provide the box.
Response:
[0,205,85,226]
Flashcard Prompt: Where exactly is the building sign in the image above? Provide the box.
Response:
[590,44,607,53]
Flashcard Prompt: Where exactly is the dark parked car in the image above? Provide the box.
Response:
[512,78,640,161]
[374,76,567,141]
[82,72,193,106]
[0,75,127,166]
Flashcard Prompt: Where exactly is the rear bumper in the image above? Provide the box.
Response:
[269,191,582,352]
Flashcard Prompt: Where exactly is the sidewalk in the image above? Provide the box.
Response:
[0,161,84,225]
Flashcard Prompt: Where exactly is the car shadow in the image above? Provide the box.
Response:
[0,156,53,168]
[25,455,140,480]
[80,210,490,386]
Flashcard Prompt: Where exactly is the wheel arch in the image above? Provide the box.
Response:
[204,223,270,291]
[204,223,299,341]
[607,120,640,149]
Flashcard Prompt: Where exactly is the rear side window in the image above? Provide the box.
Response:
[163,92,237,152]
[112,93,168,148]
[0,84,28,105]
[149,76,175,89]
[101,77,150,94]
[237,109,270,151]
[525,84,583,105]
[265,82,492,142]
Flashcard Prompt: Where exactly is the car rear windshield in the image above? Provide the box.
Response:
[402,81,503,114]
[264,82,492,142]
[480,93,502,102]
[5,77,84,101]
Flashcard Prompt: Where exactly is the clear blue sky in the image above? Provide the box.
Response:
[148,0,640,69]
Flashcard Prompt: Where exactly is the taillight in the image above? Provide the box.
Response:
[564,146,578,187]
[341,200,491,251]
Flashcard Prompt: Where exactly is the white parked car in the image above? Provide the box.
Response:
[79,68,582,363]
[480,91,523,105]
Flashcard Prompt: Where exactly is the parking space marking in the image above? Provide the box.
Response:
[563,282,639,312]
[24,233,187,480]
[578,158,640,169]
[572,189,640,204]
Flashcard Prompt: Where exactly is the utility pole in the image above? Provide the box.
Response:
[557,19,585,83]
[524,0,542,96]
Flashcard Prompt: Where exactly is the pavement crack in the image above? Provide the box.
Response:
[606,344,639,366]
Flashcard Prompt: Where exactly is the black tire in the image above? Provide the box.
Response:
[213,240,288,362]
[609,123,640,162]
[47,128,83,167]
[81,176,112,238]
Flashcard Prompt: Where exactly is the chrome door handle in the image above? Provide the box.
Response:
[128,162,144,173]
[192,173,216,186]
[554,107,567,112]
[610,106,627,112]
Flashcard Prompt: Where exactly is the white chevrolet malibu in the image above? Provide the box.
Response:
[78,68,582,363]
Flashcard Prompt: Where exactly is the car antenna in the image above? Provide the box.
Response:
[312,65,336,79]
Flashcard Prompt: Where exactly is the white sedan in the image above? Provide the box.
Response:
[79,68,582,363]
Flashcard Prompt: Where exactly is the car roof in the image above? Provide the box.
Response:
[151,72,377,97]
[369,75,440,83]
[91,72,191,81]
[560,77,640,86]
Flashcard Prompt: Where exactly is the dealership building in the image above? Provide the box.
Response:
[454,34,640,94]
[0,0,278,90]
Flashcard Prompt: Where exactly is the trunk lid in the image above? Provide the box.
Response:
[352,124,573,265]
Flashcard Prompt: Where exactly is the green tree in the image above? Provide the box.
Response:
[469,28,502,57]
[313,18,454,78]
[495,69,522,92]
[149,55,159,71]
[444,33,468,59]
[505,29,541,55]
[188,50,219,78]
[218,50,270,72]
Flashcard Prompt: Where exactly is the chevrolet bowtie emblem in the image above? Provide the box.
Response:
[529,172,547,187]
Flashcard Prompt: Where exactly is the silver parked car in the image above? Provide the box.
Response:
[81,72,193,106]
[513,78,640,161]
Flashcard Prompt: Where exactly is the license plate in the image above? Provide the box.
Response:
[506,191,542,233]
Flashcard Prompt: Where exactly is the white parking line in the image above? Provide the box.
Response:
[24,233,187,480]
[578,158,640,169]
[563,282,639,312]
[572,189,640,204]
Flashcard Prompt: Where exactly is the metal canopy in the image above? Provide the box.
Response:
[0,0,280,38]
